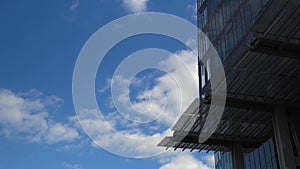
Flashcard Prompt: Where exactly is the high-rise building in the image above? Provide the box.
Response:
[158,0,300,168]
[215,139,278,169]
[215,152,232,169]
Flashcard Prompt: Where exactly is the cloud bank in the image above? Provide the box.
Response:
[0,89,80,144]
[122,0,149,13]
[0,48,214,168]
[159,153,214,169]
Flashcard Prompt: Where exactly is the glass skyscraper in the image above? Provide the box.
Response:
[215,152,232,169]
[197,0,298,168]
[198,0,272,61]
[159,0,300,168]
[215,139,278,169]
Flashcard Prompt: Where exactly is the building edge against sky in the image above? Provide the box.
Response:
[198,0,296,169]
[159,0,300,168]
[200,0,300,168]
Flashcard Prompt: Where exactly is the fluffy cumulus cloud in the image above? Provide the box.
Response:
[201,154,215,169]
[44,122,80,144]
[77,108,173,157]
[159,153,214,169]
[110,49,199,127]
[0,89,80,144]
[122,0,149,13]
[91,48,199,157]
[0,46,213,166]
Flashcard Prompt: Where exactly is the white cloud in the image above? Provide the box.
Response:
[122,0,149,13]
[70,0,80,11]
[0,89,80,144]
[63,163,84,169]
[44,122,80,144]
[201,155,215,168]
[159,153,214,169]
[110,49,198,126]
[187,3,197,20]
[77,108,173,158]
[97,78,112,93]
[91,48,199,157]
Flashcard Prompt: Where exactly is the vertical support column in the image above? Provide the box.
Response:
[232,142,245,169]
[273,106,296,169]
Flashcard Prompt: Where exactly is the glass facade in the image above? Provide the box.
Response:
[197,0,300,168]
[214,139,278,169]
[215,151,233,169]
[244,139,278,169]
[197,0,276,91]
[198,0,272,62]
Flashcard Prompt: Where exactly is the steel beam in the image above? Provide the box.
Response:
[249,33,300,60]
[232,143,245,169]
[172,131,266,148]
[202,92,300,112]
[273,106,296,169]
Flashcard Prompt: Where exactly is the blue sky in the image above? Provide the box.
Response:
[0,0,214,169]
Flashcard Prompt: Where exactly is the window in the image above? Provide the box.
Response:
[245,155,251,169]
[217,38,222,58]
[223,0,231,24]
[249,153,255,169]
[210,17,217,41]
[206,57,211,80]
[215,13,220,36]
[230,0,240,15]
[220,34,227,61]
[201,65,206,88]
[269,139,275,156]
[239,8,246,35]
[198,34,210,57]
[199,7,208,30]
[264,140,272,164]
[217,7,224,35]
[233,12,243,45]
[216,0,222,7]
[259,146,267,169]
[226,24,234,56]
[254,150,261,169]
[207,0,216,17]
[243,1,253,31]
[198,0,205,7]
[250,0,262,20]
[262,0,270,6]
[269,139,278,169]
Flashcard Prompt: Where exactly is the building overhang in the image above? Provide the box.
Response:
[158,98,273,152]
